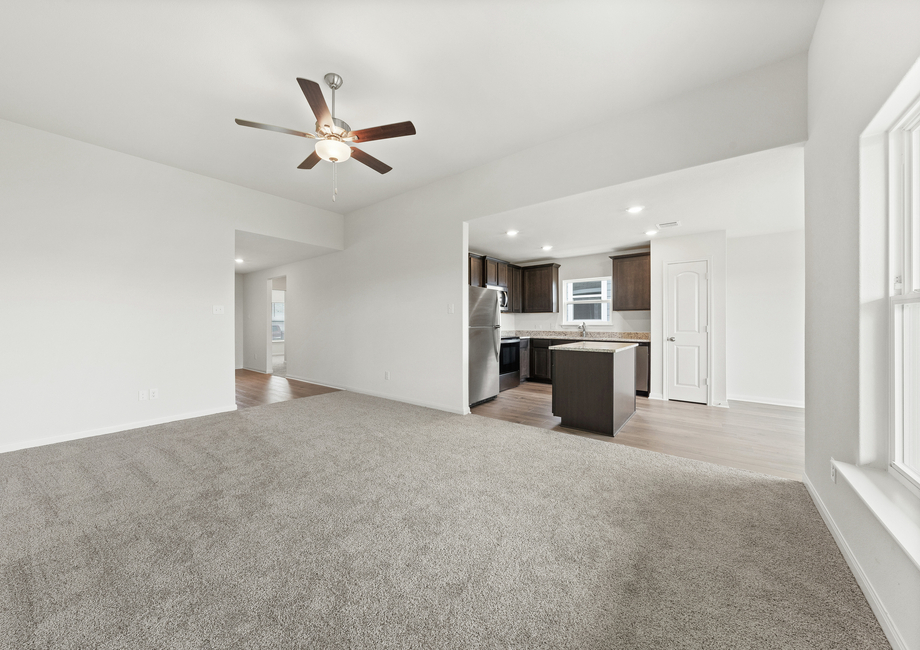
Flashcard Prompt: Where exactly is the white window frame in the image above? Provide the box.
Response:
[561,276,612,325]
[889,99,920,495]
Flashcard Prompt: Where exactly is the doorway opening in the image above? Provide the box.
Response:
[270,276,286,377]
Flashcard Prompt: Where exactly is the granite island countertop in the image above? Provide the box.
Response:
[549,341,638,354]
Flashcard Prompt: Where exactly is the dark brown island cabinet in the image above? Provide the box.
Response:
[551,342,637,436]
[611,252,651,311]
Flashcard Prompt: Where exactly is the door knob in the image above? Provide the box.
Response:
[667,336,676,341]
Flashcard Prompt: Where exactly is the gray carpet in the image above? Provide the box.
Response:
[0,392,888,649]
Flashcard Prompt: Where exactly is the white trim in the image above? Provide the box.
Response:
[0,404,239,455]
[283,374,346,390]
[727,395,805,409]
[804,473,910,650]
[285,374,466,414]
[833,461,920,571]
[243,365,269,374]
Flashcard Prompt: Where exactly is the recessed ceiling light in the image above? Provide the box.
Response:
[645,231,657,236]
[506,230,519,236]
[626,206,645,214]
[542,245,553,251]
[235,258,244,263]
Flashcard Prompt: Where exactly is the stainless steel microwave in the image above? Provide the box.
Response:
[486,285,509,310]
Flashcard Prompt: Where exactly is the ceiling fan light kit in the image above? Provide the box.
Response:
[235,73,416,201]
[315,138,351,162]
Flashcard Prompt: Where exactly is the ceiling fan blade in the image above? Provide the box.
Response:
[235,119,314,138]
[297,151,322,169]
[296,78,333,129]
[349,121,416,142]
[350,146,392,174]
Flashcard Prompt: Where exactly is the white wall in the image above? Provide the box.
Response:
[650,231,727,406]
[509,251,651,333]
[806,2,920,647]
[235,274,245,369]
[0,119,343,452]
[726,231,804,407]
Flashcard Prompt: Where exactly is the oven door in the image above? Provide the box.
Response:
[499,338,521,391]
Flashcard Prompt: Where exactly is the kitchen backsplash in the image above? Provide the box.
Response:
[501,311,651,334]
[508,330,651,341]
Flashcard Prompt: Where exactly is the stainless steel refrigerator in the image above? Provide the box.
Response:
[469,286,501,406]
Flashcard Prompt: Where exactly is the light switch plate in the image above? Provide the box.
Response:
[149,388,159,399]
[138,390,148,401]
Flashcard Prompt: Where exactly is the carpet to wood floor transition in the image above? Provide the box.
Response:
[0,392,888,649]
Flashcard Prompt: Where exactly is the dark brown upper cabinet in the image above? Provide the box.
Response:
[511,265,523,313]
[469,254,484,287]
[485,257,500,287]
[611,252,651,311]
[522,263,560,313]
[497,261,509,289]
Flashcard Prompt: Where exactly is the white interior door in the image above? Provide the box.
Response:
[666,260,709,404]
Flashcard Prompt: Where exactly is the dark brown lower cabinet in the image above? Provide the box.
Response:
[530,339,552,382]
[519,338,530,380]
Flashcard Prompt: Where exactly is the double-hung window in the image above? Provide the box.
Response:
[890,100,920,492]
[562,277,611,325]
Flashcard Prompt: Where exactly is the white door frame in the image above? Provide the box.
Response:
[661,257,712,405]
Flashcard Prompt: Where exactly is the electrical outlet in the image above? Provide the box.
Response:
[149,388,159,399]
[830,458,837,484]
[213,305,224,314]
[138,390,148,401]
[385,371,390,380]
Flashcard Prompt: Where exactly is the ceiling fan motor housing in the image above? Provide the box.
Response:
[323,73,343,90]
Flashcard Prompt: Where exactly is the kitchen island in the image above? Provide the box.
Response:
[550,341,637,436]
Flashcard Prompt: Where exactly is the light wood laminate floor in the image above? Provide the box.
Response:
[235,369,339,409]
[472,381,804,480]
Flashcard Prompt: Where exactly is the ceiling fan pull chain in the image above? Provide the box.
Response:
[332,162,337,202]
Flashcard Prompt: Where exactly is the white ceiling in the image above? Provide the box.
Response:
[0,1,822,215]
[235,230,338,274]
[468,145,804,263]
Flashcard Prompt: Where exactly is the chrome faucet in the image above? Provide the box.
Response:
[579,322,587,338]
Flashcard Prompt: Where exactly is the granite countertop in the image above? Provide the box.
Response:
[502,330,651,343]
[549,341,638,354]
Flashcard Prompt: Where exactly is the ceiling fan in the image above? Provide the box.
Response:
[235,73,416,200]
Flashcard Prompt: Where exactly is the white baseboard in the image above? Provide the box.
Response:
[349,388,466,414]
[243,366,269,374]
[803,473,908,650]
[728,394,805,408]
[283,374,346,390]
[648,392,665,401]
[285,373,465,414]
[0,404,239,455]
